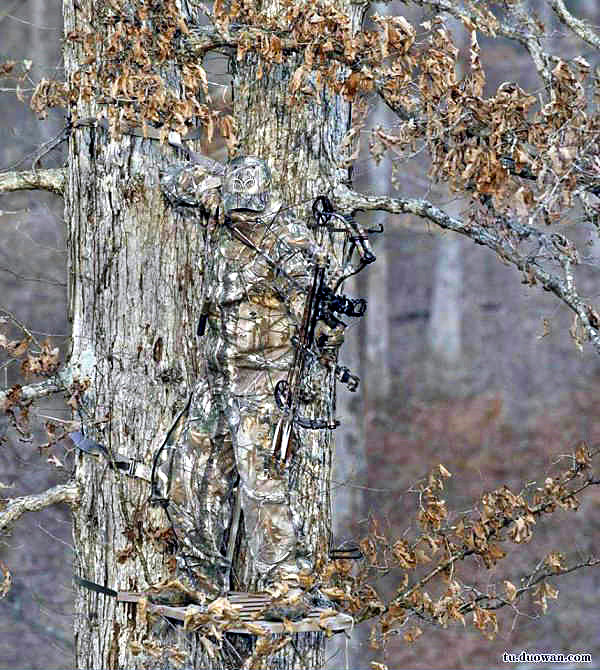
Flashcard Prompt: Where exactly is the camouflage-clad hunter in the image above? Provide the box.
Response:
[154,144,352,594]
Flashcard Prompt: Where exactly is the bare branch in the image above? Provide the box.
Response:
[381,554,600,635]
[0,168,65,196]
[0,482,79,532]
[334,185,600,354]
[469,555,600,614]
[550,0,600,51]
[0,307,43,350]
[507,0,553,83]
[186,25,227,55]
[0,264,67,287]
[0,373,68,408]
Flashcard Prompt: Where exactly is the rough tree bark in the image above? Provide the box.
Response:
[61,0,365,668]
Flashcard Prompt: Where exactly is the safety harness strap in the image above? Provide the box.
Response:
[69,431,152,483]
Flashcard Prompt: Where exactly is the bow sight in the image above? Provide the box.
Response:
[323,289,367,318]
[316,285,367,346]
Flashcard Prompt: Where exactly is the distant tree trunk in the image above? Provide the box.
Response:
[332,274,365,540]
[365,105,391,406]
[365,225,390,404]
[426,23,466,393]
[365,216,391,415]
[64,0,362,667]
[328,274,366,669]
[426,230,464,391]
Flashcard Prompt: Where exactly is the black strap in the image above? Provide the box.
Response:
[69,431,150,481]
[330,546,363,560]
[74,575,117,598]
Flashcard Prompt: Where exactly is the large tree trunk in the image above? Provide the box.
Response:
[65,58,205,670]
[64,0,360,667]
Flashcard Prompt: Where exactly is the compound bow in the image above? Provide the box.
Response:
[272,196,376,464]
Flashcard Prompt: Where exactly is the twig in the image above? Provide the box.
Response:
[460,556,600,614]
[0,265,66,287]
[0,307,44,350]
[409,0,552,82]
[32,127,70,170]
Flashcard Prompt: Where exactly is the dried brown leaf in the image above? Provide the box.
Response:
[403,625,423,643]
[503,580,517,602]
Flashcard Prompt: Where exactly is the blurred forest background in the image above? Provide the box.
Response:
[1,1,600,668]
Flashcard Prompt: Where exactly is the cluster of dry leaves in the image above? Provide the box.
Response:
[21,0,600,238]
[31,0,233,142]
[0,319,89,468]
[206,0,600,237]
[12,0,600,237]
[371,19,600,226]
[0,328,58,435]
[316,444,598,657]
[0,330,59,383]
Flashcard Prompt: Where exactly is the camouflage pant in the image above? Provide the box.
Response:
[161,379,304,590]
[230,389,299,573]
[158,379,234,595]
[159,291,311,588]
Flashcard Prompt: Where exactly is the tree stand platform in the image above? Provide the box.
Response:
[117,591,354,635]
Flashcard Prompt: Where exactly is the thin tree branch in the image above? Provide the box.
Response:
[0,264,66,287]
[0,168,65,196]
[0,482,80,532]
[334,185,600,354]
[464,555,600,614]
[186,25,227,54]
[550,0,600,51]
[0,373,68,409]
[506,0,553,83]
[379,554,600,637]
[0,307,43,350]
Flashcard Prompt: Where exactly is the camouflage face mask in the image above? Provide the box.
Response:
[222,156,271,215]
